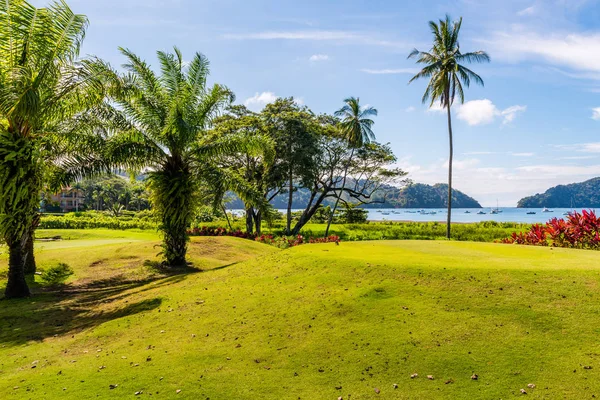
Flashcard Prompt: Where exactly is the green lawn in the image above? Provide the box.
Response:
[1,230,600,399]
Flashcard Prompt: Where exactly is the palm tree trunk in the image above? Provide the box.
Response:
[4,235,30,299]
[23,232,36,275]
[446,100,453,240]
[325,148,355,237]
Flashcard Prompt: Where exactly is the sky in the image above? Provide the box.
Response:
[34,0,600,206]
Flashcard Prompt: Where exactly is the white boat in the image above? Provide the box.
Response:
[542,207,553,213]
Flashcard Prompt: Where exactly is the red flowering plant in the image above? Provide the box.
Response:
[500,210,600,249]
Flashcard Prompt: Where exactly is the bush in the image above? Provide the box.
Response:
[500,210,600,249]
[40,263,74,286]
[39,211,157,230]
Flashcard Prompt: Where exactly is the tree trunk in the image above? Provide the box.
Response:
[4,237,30,299]
[254,210,262,235]
[221,205,233,231]
[23,232,36,275]
[325,148,355,237]
[245,207,254,234]
[446,99,454,240]
[286,167,293,235]
[164,227,187,267]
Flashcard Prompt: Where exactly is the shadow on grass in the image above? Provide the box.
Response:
[0,271,193,347]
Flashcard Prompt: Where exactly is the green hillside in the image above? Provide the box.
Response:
[518,177,600,208]
[1,231,599,399]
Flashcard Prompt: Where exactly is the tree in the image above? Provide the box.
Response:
[408,15,489,239]
[262,98,320,235]
[290,137,407,235]
[0,0,109,298]
[101,47,266,266]
[209,105,275,235]
[324,97,377,237]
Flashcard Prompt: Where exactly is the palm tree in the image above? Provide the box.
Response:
[0,0,109,298]
[408,15,489,239]
[324,97,377,237]
[101,47,269,267]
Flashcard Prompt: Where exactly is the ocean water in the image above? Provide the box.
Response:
[366,207,594,224]
[230,207,595,224]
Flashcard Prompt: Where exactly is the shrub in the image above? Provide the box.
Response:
[499,210,600,249]
[40,263,74,286]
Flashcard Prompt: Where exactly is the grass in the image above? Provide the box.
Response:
[1,229,600,398]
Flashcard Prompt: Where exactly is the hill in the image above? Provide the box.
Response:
[1,231,599,398]
[227,182,482,209]
[383,183,482,208]
[517,177,600,208]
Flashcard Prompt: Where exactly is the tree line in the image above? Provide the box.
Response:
[0,0,488,299]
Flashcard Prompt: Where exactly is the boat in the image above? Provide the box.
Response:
[527,211,536,215]
[477,211,486,215]
[542,207,553,213]
[490,199,502,214]
[381,212,390,215]
[464,210,471,214]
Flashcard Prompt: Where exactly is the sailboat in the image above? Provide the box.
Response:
[491,199,502,214]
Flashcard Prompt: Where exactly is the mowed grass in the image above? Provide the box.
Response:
[1,231,600,399]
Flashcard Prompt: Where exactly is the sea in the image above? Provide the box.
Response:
[229,207,595,224]
[365,207,592,224]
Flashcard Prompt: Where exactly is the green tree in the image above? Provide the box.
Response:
[408,15,489,239]
[101,47,265,266]
[0,0,108,298]
[262,98,320,235]
[210,105,275,234]
[324,97,377,237]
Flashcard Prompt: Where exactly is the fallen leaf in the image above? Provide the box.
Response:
[374,387,380,394]
[527,383,536,389]
[427,375,434,380]
[520,388,527,394]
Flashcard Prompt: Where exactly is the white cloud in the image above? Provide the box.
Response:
[361,68,418,74]
[223,30,407,48]
[592,107,600,120]
[427,103,445,113]
[464,151,497,155]
[554,142,600,153]
[501,105,528,124]
[405,106,416,113]
[244,92,278,111]
[456,99,497,125]
[309,54,329,62]
[456,99,526,126]
[510,152,535,157]
[517,5,537,16]
[481,29,600,78]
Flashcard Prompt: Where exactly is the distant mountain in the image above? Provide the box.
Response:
[380,183,482,209]
[226,182,482,209]
[518,177,600,208]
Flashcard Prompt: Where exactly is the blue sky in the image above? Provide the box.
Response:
[40,0,600,206]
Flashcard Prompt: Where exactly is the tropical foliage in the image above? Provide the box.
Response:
[408,14,489,238]
[325,97,377,236]
[96,47,271,266]
[0,0,110,298]
[500,210,600,249]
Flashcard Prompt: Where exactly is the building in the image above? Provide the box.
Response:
[48,187,86,212]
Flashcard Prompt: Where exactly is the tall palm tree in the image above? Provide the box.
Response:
[324,97,377,237]
[0,0,109,298]
[408,15,489,239]
[101,47,269,267]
